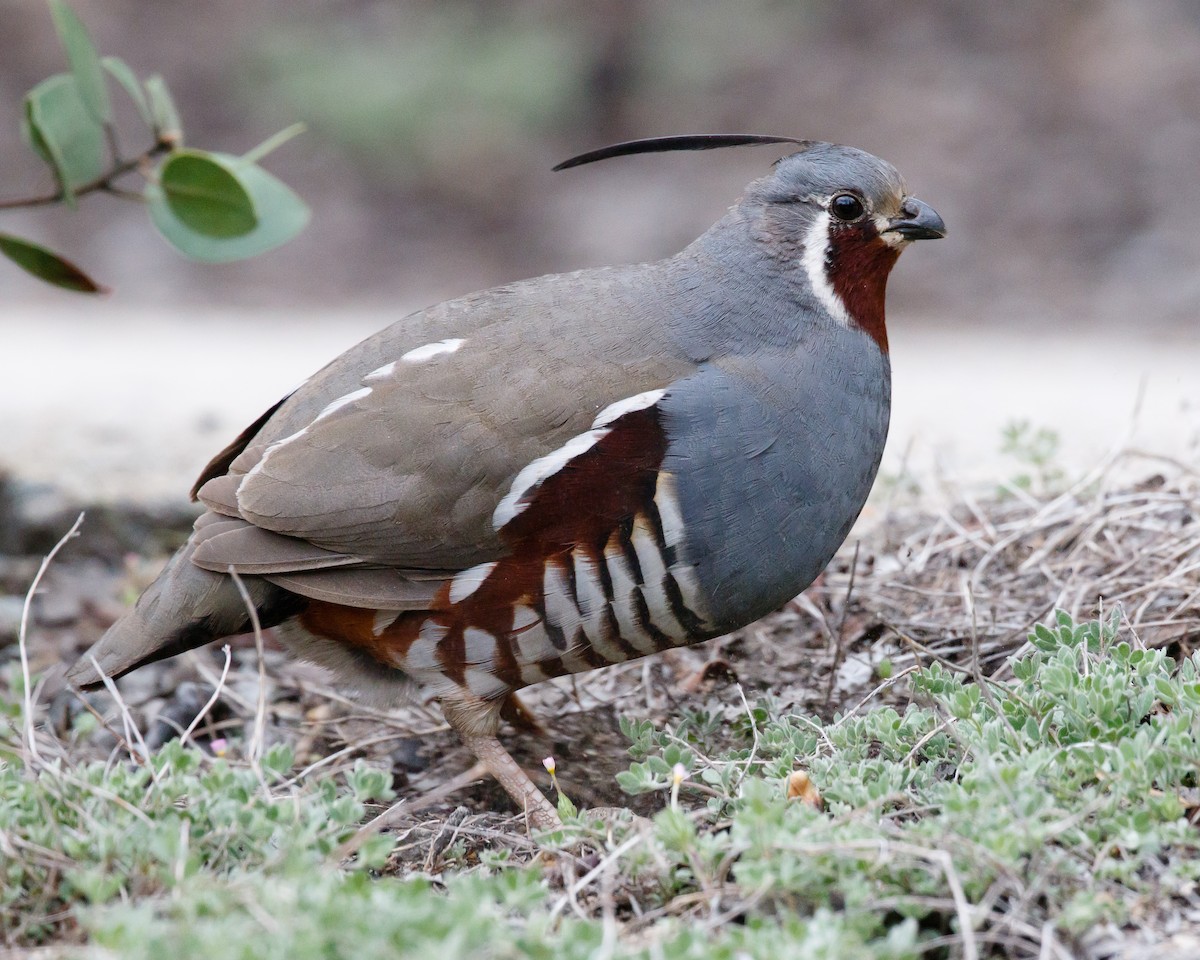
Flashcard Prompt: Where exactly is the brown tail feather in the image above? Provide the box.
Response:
[66,537,305,689]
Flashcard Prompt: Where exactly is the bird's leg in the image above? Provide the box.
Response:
[459,731,560,830]
[443,698,559,829]
[499,691,547,736]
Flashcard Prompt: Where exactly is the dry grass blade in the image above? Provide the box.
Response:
[227,567,268,767]
[828,455,1200,676]
[179,644,233,748]
[18,512,84,765]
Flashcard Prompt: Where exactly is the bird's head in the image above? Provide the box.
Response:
[555,135,946,353]
[746,142,946,351]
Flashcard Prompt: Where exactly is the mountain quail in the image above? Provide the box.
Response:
[67,135,946,827]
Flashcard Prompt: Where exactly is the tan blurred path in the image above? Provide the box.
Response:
[2,305,1197,505]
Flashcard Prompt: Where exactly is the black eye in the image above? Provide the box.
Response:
[830,193,865,222]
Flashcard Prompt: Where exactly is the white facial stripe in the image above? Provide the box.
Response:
[401,338,465,363]
[592,389,666,429]
[493,427,610,529]
[874,214,907,249]
[449,561,497,604]
[800,211,851,328]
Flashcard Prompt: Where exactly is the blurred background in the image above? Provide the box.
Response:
[2,0,1199,507]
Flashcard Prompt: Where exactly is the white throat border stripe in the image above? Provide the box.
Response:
[800,211,850,328]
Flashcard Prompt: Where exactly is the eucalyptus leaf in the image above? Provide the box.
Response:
[147,154,309,262]
[20,105,54,169]
[0,232,106,293]
[101,56,151,127]
[23,73,106,206]
[144,74,182,145]
[48,0,111,125]
[160,150,257,238]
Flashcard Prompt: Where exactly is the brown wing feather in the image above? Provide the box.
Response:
[182,265,694,578]
[263,568,442,609]
[192,522,363,574]
[189,393,292,501]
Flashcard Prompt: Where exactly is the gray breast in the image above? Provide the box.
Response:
[658,323,891,632]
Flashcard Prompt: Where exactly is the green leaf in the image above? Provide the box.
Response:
[146,153,309,263]
[555,792,578,820]
[0,232,106,293]
[261,743,295,777]
[144,74,182,145]
[159,150,257,238]
[20,105,54,168]
[48,0,111,125]
[22,73,106,206]
[101,56,151,126]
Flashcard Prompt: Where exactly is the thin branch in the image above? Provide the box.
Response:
[0,139,171,210]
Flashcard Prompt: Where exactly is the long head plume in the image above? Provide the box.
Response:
[553,134,812,171]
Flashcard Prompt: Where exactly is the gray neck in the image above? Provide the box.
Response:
[655,204,850,361]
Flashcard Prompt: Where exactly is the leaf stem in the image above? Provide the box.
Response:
[0,138,171,210]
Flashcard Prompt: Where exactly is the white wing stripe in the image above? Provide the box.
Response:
[449,561,497,604]
[592,389,666,429]
[493,427,609,529]
[605,536,658,655]
[630,516,686,639]
[572,547,629,662]
[400,338,465,363]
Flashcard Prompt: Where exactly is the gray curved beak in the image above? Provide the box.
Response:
[885,197,946,240]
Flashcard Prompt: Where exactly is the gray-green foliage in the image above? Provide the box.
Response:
[621,610,1200,946]
[4,610,1199,957]
[1001,420,1065,494]
[0,736,391,941]
[1,0,307,293]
